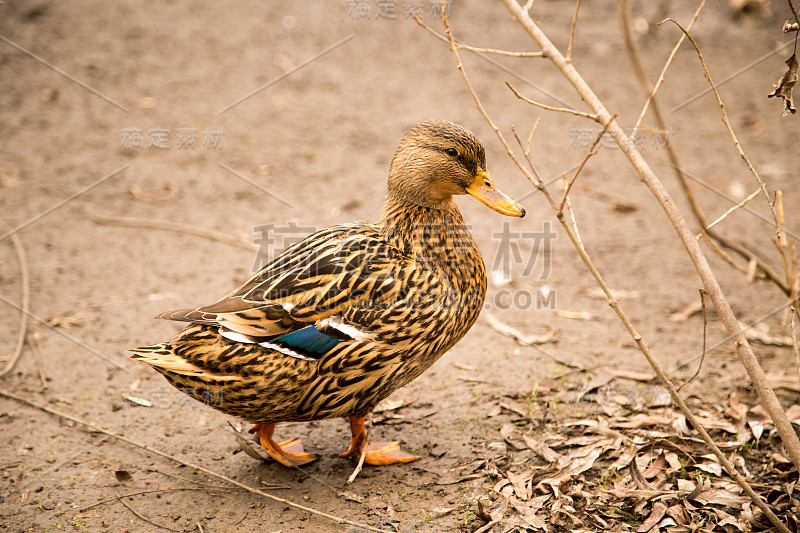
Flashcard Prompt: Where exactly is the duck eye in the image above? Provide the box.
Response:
[445,148,458,157]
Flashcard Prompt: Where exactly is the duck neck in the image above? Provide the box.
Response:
[378,194,483,277]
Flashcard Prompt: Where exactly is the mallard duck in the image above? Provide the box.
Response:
[130,121,525,467]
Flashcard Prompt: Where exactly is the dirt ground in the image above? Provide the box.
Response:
[2,1,800,531]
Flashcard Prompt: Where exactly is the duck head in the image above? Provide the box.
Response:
[387,120,525,217]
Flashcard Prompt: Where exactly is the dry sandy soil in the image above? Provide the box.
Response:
[2,1,800,531]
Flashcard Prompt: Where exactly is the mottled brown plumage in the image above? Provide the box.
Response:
[130,121,524,467]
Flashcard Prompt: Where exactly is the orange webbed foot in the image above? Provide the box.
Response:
[362,441,420,466]
[250,423,319,467]
[341,415,420,466]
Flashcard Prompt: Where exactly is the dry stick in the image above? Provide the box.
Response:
[565,0,582,61]
[441,3,792,531]
[79,488,215,513]
[0,218,30,378]
[787,0,800,30]
[619,0,789,295]
[0,389,391,533]
[25,338,47,388]
[506,83,599,120]
[557,113,615,215]
[561,174,583,245]
[661,20,778,226]
[677,290,708,393]
[115,490,179,532]
[774,191,800,318]
[793,311,800,386]
[703,187,762,233]
[90,213,260,255]
[666,16,800,315]
[495,2,797,530]
[626,0,706,132]
[346,422,369,485]
[412,15,543,58]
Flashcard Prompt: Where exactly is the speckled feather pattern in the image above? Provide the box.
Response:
[130,121,494,428]
[131,203,486,424]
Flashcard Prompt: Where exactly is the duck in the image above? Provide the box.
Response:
[130,120,525,467]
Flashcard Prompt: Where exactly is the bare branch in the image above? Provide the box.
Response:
[413,14,543,57]
[704,187,761,232]
[495,1,799,529]
[660,18,779,229]
[0,390,392,533]
[506,81,599,121]
[619,0,788,296]
[622,0,707,131]
[558,114,615,215]
[677,290,708,393]
[566,0,582,61]
[0,218,30,378]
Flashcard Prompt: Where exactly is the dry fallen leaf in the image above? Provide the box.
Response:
[228,422,267,461]
[601,366,654,382]
[130,181,180,202]
[121,392,152,407]
[506,470,531,501]
[374,398,408,413]
[587,288,641,300]
[522,434,563,463]
[554,309,594,321]
[768,53,798,116]
[485,314,556,345]
[46,310,98,328]
[669,299,703,322]
[637,501,667,533]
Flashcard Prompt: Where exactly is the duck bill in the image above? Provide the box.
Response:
[465,169,526,218]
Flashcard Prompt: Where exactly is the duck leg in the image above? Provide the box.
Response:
[341,415,420,466]
[249,423,319,467]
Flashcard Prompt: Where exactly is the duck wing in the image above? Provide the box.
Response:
[155,224,431,360]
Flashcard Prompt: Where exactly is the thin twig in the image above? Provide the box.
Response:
[25,337,47,388]
[526,120,539,156]
[0,389,391,533]
[619,0,787,293]
[151,469,248,490]
[678,290,708,393]
[90,213,260,254]
[346,418,370,485]
[622,0,707,131]
[703,187,762,233]
[0,218,30,378]
[774,190,800,318]
[450,3,797,530]
[793,310,800,386]
[558,115,615,215]
[79,487,214,513]
[566,0,582,61]
[510,125,543,184]
[412,14,543,57]
[660,19,778,227]
[115,490,179,532]
[561,174,582,245]
[783,0,800,45]
[506,82,599,121]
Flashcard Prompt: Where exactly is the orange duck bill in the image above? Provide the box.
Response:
[465,169,525,217]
